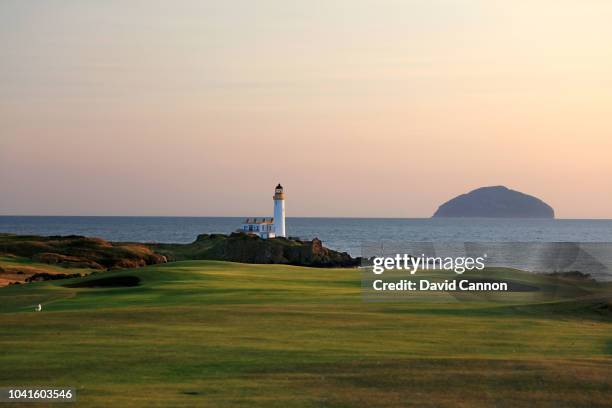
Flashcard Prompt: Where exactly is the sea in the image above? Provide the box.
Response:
[1,216,611,257]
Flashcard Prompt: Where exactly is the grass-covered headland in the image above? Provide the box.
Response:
[0,259,611,407]
[0,232,357,286]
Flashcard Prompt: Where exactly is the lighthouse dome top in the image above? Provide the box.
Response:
[275,183,283,190]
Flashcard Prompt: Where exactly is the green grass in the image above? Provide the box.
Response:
[0,261,611,407]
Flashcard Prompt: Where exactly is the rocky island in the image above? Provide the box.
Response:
[433,186,554,218]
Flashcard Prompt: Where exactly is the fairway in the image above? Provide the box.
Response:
[0,261,611,407]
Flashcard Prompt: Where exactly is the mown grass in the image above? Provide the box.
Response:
[0,261,611,407]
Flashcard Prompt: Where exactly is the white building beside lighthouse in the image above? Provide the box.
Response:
[239,184,286,239]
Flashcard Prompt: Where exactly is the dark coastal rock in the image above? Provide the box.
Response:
[433,186,554,218]
[153,233,360,267]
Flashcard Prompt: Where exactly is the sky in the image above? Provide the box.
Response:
[1,0,611,218]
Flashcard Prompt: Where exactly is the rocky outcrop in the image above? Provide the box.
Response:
[433,186,554,218]
[152,232,359,267]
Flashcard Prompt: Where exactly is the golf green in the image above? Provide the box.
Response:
[1,261,611,407]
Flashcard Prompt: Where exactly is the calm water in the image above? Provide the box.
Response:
[1,216,611,257]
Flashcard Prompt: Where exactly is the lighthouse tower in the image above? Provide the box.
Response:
[273,184,286,238]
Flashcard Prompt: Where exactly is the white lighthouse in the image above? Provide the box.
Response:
[239,183,286,239]
[273,183,286,237]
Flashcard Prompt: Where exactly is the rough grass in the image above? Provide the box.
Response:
[0,255,96,286]
[0,261,610,407]
[0,233,166,275]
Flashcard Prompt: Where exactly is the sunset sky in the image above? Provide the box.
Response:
[1,1,611,218]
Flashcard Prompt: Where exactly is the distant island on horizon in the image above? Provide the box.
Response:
[433,186,555,219]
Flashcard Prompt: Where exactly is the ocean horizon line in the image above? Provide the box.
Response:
[1,215,612,221]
